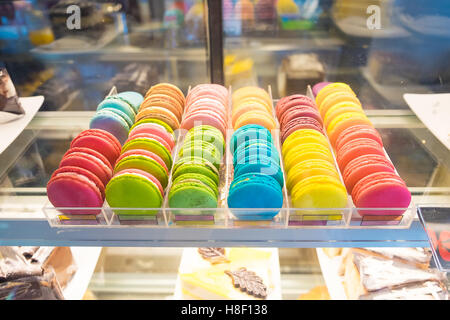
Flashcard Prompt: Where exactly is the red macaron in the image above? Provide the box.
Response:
[70,129,122,167]
[342,154,396,194]
[335,124,383,151]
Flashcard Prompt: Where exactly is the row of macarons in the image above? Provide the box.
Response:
[312,82,411,215]
[275,94,348,212]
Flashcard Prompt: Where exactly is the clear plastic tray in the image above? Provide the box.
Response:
[43,85,415,229]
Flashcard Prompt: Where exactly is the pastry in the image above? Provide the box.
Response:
[70,129,121,167]
[351,172,412,216]
[179,140,223,170]
[281,128,329,157]
[229,124,272,154]
[323,101,364,129]
[312,82,332,97]
[114,91,144,114]
[113,149,169,188]
[342,154,395,194]
[168,173,218,209]
[286,159,340,190]
[106,168,164,216]
[121,135,173,169]
[233,140,280,167]
[140,93,184,122]
[128,122,176,152]
[97,97,136,124]
[327,112,373,146]
[184,125,225,155]
[227,173,283,220]
[336,138,386,172]
[136,106,180,131]
[283,142,334,175]
[145,83,185,108]
[59,147,113,186]
[178,248,279,300]
[234,154,284,188]
[318,90,361,118]
[280,116,324,143]
[275,94,316,119]
[315,82,355,110]
[130,118,174,136]
[335,124,383,151]
[171,156,220,186]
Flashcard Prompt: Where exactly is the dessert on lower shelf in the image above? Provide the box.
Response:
[0,246,77,300]
[177,247,280,300]
[338,248,448,300]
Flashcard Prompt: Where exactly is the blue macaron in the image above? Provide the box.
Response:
[116,91,144,114]
[233,141,280,167]
[89,108,132,144]
[230,124,273,154]
[227,172,283,220]
[234,154,284,187]
[97,97,136,123]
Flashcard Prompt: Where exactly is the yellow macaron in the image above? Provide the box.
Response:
[286,159,340,191]
[327,112,373,147]
[315,82,355,110]
[232,86,272,111]
[283,143,335,175]
[319,91,361,118]
[233,109,277,131]
[323,101,365,129]
[290,175,348,214]
[233,96,272,114]
[282,129,330,158]
[231,101,271,127]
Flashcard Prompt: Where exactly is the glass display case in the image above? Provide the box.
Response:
[0,0,449,300]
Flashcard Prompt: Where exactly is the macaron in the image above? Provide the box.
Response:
[60,147,113,186]
[121,136,173,169]
[186,84,228,107]
[89,107,134,145]
[342,154,395,194]
[336,137,386,172]
[335,124,383,151]
[115,91,144,114]
[128,122,176,151]
[318,91,361,118]
[184,125,225,154]
[327,112,373,147]
[281,117,324,143]
[290,175,348,213]
[315,82,355,110]
[279,104,323,130]
[171,156,220,186]
[140,93,184,122]
[323,101,364,129]
[232,101,269,127]
[97,97,136,124]
[312,82,333,97]
[283,143,335,175]
[232,86,272,111]
[234,96,272,114]
[233,140,280,166]
[227,172,283,220]
[47,166,105,215]
[70,129,121,168]
[181,108,227,137]
[230,124,272,154]
[168,173,218,209]
[233,109,276,131]
[351,172,411,216]
[179,140,223,170]
[106,168,164,215]
[130,118,174,136]
[281,129,329,158]
[276,95,317,120]
[145,83,185,109]
[234,153,284,187]
[286,159,340,191]
[113,149,169,188]
[136,106,180,131]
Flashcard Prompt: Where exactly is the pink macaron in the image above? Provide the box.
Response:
[128,123,175,151]
[181,109,227,137]
[312,82,333,97]
[279,105,323,130]
[60,147,113,186]
[281,117,324,143]
[47,166,105,215]
[335,124,383,151]
[70,129,122,167]
[124,132,173,153]
[343,154,396,194]
[336,138,386,172]
[276,95,317,119]
[351,171,411,216]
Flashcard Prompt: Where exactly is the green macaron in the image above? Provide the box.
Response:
[172,156,220,186]
[169,176,218,209]
[122,137,173,169]
[172,172,219,198]
[130,118,175,136]
[185,125,225,154]
[179,140,222,170]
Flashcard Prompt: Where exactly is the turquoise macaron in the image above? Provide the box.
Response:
[116,91,144,114]
[90,107,133,145]
[227,172,283,220]
[233,140,280,167]
[97,97,136,123]
[234,153,284,187]
[230,124,273,154]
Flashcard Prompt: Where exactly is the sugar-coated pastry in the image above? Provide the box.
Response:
[47,166,105,215]
[106,168,164,215]
[113,149,169,188]
[343,154,395,194]
[227,173,283,220]
[70,129,122,167]
[351,172,411,216]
